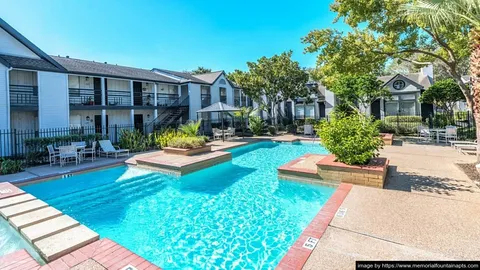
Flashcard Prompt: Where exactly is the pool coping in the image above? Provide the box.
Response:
[276,183,353,270]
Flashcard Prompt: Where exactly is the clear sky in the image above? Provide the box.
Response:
[0,0,348,73]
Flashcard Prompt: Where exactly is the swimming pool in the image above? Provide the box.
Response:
[24,141,334,269]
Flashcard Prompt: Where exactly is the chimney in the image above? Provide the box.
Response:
[420,64,433,79]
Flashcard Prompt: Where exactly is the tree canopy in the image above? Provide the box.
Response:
[330,74,391,112]
[191,67,212,75]
[419,78,465,114]
[228,51,309,123]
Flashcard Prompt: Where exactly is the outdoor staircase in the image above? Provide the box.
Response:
[146,95,189,130]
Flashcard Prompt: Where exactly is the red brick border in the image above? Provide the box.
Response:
[276,183,353,270]
[278,154,320,175]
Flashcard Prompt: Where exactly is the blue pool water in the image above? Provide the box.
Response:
[24,142,334,269]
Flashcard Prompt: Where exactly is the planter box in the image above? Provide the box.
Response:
[380,133,394,145]
[316,154,389,189]
[163,145,212,156]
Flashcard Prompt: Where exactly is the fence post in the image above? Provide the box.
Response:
[12,129,17,157]
[396,113,400,132]
[114,124,118,144]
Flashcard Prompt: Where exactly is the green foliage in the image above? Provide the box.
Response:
[316,114,383,165]
[179,119,202,137]
[190,66,212,75]
[154,128,186,149]
[286,124,297,134]
[167,137,206,149]
[249,116,265,136]
[229,51,310,122]
[381,116,424,134]
[426,113,455,128]
[267,126,277,136]
[419,79,464,114]
[119,129,152,153]
[333,103,356,116]
[304,118,320,126]
[330,74,391,110]
[0,158,23,175]
[24,133,104,165]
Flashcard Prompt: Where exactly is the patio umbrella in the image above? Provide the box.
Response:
[197,102,241,141]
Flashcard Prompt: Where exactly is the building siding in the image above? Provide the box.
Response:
[38,71,69,128]
[0,63,8,130]
[0,27,40,58]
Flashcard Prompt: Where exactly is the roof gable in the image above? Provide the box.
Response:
[381,74,425,90]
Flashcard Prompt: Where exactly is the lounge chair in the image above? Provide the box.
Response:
[449,140,477,148]
[455,144,477,154]
[98,140,129,158]
[417,125,431,141]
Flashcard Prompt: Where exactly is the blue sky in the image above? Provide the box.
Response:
[0,0,348,72]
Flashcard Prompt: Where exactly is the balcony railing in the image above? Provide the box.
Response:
[201,94,211,108]
[157,94,179,107]
[107,90,131,106]
[10,85,38,107]
[69,88,101,106]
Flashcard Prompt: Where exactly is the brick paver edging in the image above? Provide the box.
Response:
[276,183,353,270]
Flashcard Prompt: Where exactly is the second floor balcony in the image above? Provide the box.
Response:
[10,84,38,109]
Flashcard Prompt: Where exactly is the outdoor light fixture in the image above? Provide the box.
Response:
[86,116,90,121]
[86,76,90,81]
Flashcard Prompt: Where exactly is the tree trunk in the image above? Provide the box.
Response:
[470,28,480,161]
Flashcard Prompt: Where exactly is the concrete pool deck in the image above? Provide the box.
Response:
[301,141,480,269]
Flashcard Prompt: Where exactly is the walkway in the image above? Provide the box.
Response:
[304,141,480,269]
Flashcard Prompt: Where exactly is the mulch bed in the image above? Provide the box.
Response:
[457,163,480,188]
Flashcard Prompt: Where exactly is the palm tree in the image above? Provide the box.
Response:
[179,119,202,137]
[233,107,256,137]
[401,0,480,156]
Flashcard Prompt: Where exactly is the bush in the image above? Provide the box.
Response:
[0,158,23,175]
[267,126,277,136]
[304,118,318,125]
[381,116,423,135]
[286,124,297,134]
[154,128,186,149]
[24,133,104,165]
[179,120,202,137]
[316,114,383,165]
[167,136,206,149]
[249,116,265,136]
[119,129,151,153]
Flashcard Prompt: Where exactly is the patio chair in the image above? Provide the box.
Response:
[47,144,60,166]
[417,125,431,141]
[439,126,457,144]
[98,140,129,159]
[59,145,79,167]
[212,128,223,140]
[83,141,97,162]
[72,141,86,162]
[226,127,235,139]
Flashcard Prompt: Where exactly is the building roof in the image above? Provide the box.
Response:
[0,18,66,72]
[51,56,178,83]
[192,71,224,84]
[153,69,206,84]
[378,73,432,89]
[0,54,64,72]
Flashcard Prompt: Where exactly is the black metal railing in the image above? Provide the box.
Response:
[10,85,38,107]
[69,88,101,106]
[107,90,131,106]
[157,94,179,107]
[146,95,190,130]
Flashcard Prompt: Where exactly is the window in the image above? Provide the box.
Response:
[219,79,226,85]
[393,80,406,90]
[234,89,241,107]
[220,87,227,103]
[295,103,315,119]
[385,102,398,116]
[400,101,416,115]
[201,85,211,108]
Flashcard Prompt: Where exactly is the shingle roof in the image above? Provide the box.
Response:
[0,54,65,72]
[378,73,432,89]
[193,71,224,84]
[51,56,179,83]
[153,69,207,84]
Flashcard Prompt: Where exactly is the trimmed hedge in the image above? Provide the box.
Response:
[381,116,423,135]
[167,136,206,149]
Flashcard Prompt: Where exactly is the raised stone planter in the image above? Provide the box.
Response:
[163,145,212,156]
[380,133,394,145]
[316,154,389,189]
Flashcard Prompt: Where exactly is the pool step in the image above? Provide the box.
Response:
[34,225,99,262]
[0,199,48,219]
[9,206,62,230]
[0,193,36,209]
[21,215,80,243]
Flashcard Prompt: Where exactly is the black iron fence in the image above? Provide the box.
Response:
[380,111,476,139]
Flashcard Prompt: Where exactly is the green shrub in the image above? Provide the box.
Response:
[154,128,186,149]
[167,136,206,149]
[333,103,355,116]
[119,129,151,153]
[267,126,277,135]
[249,116,265,136]
[286,124,297,134]
[304,118,318,125]
[316,114,383,165]
[0,158,23,175]
[382,116,423,135]
[179,119,202,137]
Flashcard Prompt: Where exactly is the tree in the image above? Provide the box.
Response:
[330,74,392,113]
[229,51,310,125]
[191,67,212,75]
[419,79,465,115]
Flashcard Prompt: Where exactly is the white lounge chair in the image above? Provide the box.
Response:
[417,125,431,141]
[98,140,129,159]
[450,140,476,148]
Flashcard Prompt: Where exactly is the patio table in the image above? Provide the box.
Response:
[429,128,446,143]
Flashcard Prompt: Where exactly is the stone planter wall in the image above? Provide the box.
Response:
[380,133,394,146]
[163,145,212,156]
[316,154,389,189]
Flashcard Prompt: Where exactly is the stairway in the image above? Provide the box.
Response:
[146,95,189,131]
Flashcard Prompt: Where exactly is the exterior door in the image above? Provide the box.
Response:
[319,102,326,118]
[133,82,143,106]
[134,114,144,132]
[93,78,102,105]
[371,99,381,120]
[94,115,108,134]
